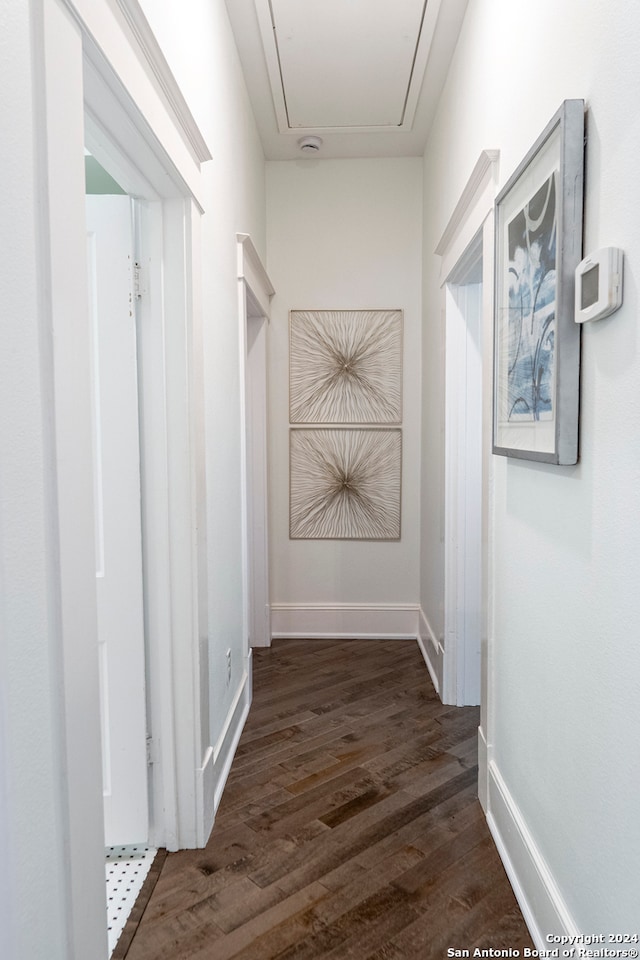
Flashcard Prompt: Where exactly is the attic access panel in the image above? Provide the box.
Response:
[255,0,442,133]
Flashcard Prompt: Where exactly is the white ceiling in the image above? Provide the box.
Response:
[225,0,469,160]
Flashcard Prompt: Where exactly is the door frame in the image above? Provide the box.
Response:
[83,26,212,852]
[434,150,499,805]
[38,0,212,954]
[443,240,484,707]
[237,234,275,649]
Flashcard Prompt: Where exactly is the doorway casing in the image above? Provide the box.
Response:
[83,11,214,852]
[419,149,499,808]
[443,236,483,708]
[36,0,213,954]
[237,234,275,650]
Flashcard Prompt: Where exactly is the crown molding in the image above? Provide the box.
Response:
[112,0,212,164]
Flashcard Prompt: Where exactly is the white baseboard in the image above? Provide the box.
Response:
[477,725,488,812]
[196,652,253,846]
[270,603,420,640]
[487,760,579,949]
[417,607,443,696]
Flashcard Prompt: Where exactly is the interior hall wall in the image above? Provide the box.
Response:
[0,3,73,956]
[1,0,265,953]
[266,158,422,638]
[138,0,266,745]
[420,0,640,936]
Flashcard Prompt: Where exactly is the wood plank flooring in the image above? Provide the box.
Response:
[124,639,533,959]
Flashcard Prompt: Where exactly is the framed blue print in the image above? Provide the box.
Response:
[493,100,584,464]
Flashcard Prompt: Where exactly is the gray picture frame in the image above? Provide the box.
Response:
[492,99,584,464]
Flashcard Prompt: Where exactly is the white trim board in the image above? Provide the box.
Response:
[442,278,483,707]
[197,655,252,847]
[74,0,209,206]
[111,0,212,163]
[436,149,500,286]
[270,604,420,640]
[417,607,443,696]
[436,150,499,265]
[237,233,275,319]
[487,760,579,949]
[477,725,488,812]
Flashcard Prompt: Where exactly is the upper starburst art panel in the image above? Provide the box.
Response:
[289,309,403,423]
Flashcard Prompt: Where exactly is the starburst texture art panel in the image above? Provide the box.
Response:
[290,310,403,423]
[290,428,401,540]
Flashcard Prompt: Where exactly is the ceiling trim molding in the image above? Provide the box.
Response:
[435,149,500,256]
[255,0,444,136]
[254,0,289,132]
[399,0,443,131]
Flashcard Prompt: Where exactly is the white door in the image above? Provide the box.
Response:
[86,195,148,845]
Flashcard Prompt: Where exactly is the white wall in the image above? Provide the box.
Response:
[138,0,266,748]
[421,0,640,937]
[0,2,86,956]
[266,158,422,638]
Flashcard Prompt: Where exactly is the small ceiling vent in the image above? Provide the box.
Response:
[297,136,323,154]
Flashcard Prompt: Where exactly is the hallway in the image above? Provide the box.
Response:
[122,640,532,958]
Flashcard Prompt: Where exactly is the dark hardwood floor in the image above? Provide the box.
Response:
[123,639,533,959]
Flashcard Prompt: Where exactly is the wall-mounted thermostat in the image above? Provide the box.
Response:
[575,247,623,323]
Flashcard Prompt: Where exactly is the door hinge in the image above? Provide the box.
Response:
[134,261,144,300]
[146,735,159,765]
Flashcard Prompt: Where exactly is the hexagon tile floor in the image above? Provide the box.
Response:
[105,845,157,956]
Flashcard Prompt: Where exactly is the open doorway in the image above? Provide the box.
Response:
[433,150,499,806]
[85,154,155,954]
[34,5,212,955]
[83,44,213,855]
[85,166,148,847]
[238,235,275,651]
[443,231,484,706]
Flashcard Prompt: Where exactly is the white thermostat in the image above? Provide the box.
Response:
[575,246,623,323]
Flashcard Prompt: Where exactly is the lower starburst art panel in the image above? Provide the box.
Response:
[289,428,402,540]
